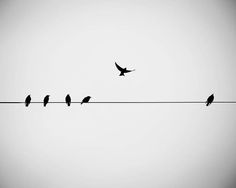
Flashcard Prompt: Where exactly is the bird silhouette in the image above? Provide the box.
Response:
[206,94,214,106]
[115,62,135,76]
[25,95,31,107]
[65,94,71,106]
[43,95,50,107]
[81,96,91,104]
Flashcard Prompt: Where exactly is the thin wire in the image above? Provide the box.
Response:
[0,101,236,104]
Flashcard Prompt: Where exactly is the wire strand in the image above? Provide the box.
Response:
[0,101,236,104]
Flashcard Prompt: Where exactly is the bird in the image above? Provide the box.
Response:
[43,95,50,107]
[65,94,71,106]
[81,96,91,104]
[206,94,214,106]
[25,95,31,107]
[115,62,135,76]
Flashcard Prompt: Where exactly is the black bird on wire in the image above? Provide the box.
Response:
[206,94,214,106]
[115,62,135,76]
[81,96,91,105]
[43,95,50,107]
[25,95,31,107]
[65,94,71,106]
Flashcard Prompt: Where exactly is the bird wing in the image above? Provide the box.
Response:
[115,62,124,71]
[44,97,48,103]
[206,96,213,105]
[125,69,134,73]
[66,96,71,102]
[209,96,213,102]
[26,96,30,103]
[81,97,86,104]
[83,96,90,102]
[125,69,135,73]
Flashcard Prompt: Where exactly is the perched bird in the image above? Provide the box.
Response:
[43,95,50,107]
[115,62,135,76]
[25,95,31,107]
[65,94,71,106]
[81,96,91,104]
[206,94,214,106]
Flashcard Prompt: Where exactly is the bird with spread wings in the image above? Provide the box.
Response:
[115,62,135,76]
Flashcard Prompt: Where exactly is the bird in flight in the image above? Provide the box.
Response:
[25,95,31,107]
[206,94,214,106]
[43,95,50,107]
[115,62,135,76]
[81,96,91,104]
[65,94,71,106]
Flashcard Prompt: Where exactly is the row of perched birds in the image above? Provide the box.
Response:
[24,94,215,107]
[25,94,91,107]
[24,62,215,107]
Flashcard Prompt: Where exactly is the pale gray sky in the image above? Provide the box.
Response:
[0,1,236,188]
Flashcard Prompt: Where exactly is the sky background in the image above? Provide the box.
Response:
[0,0,236,188]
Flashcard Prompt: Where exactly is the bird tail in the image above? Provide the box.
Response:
[119,72,125,76]
[25,103,29,107]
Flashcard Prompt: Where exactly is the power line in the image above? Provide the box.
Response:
[0,101,236,104]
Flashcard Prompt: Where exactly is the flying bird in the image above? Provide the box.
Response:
[65,94,71,106]
[25,95,31,107]
[43,95,50,107]
[206,94,214,106]
[81,96,91,104]
[115,62,135,76]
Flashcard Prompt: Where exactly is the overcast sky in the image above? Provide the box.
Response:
[0,0,236,188]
